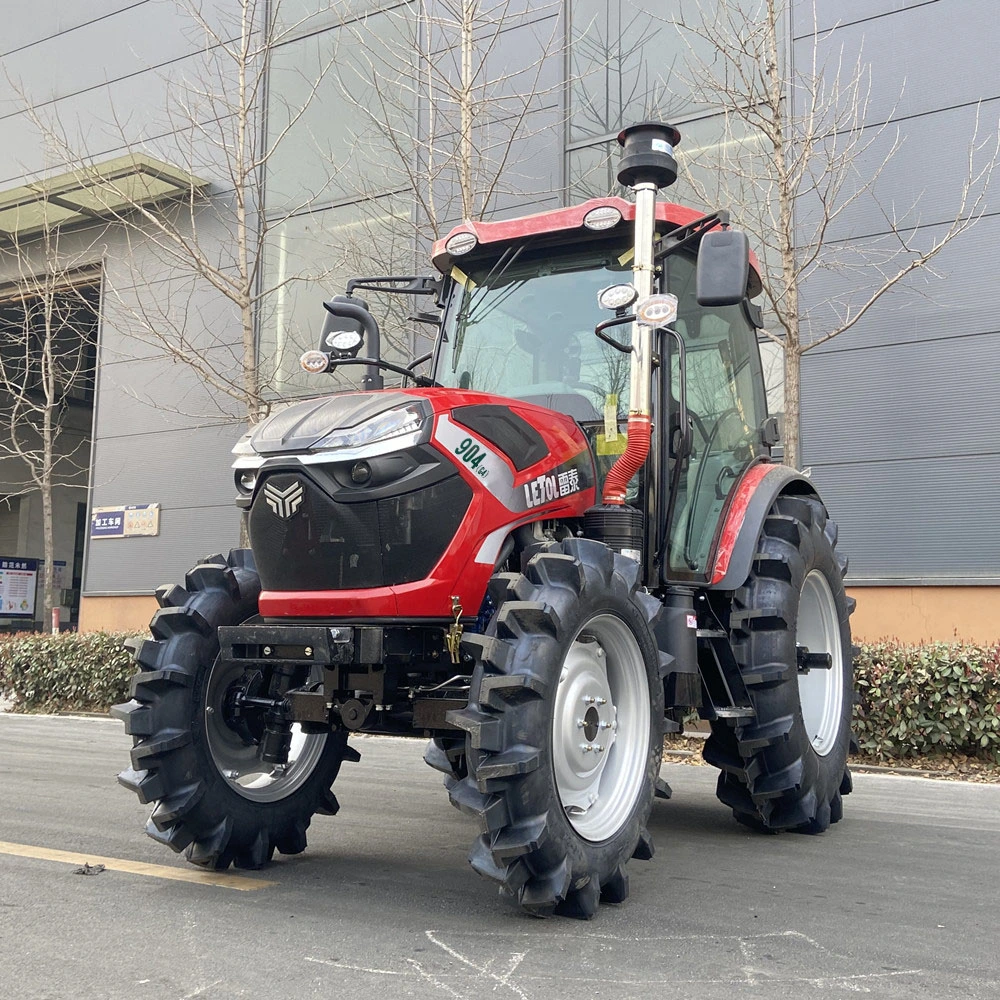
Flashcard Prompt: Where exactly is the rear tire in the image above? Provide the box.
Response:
[447,538,664,918]
[112,550,353,869]
[704,495,854,832]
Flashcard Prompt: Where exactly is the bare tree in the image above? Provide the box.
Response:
[0,217,102,629]
[659,0,997,467]
[13,0,352,428]
[340,0,565,247]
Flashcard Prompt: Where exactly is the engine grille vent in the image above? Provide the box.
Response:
[249,470,472,592]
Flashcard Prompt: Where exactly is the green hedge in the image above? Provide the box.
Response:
[854,641,1000,763]
[2,633,998,763]
[0,631,139,713]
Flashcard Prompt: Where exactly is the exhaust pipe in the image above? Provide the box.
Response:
[587,122,680,557]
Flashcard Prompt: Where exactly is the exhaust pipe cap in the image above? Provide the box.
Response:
[617,121,681,190]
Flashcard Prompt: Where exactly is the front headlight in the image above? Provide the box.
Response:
[309,401,430,455]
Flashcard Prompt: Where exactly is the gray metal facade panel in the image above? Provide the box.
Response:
[794,1,999,125]
[96,347,247,439]
[428,109,565,227]
[794,99,1000,245]
[0,2,231,116]
[84,422,243,593]
[793,0,931,37]
[0,59,240,187]
[99,270,243,366]
[799,212,1000,354]
[800,330,1000,464]
[427,1,560,57]
[2,1,137,54]
[88,423,241,513]
[83,504,241,594]
[809,454,1000,582]
[100,194,247,288]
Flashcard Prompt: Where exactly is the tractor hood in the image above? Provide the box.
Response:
[247,391,413,454]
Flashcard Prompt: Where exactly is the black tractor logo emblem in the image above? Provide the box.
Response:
[263,480,304,519]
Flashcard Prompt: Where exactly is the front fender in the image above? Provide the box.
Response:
[708,462,818,590]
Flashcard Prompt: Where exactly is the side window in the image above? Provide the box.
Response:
[665,255,767,578]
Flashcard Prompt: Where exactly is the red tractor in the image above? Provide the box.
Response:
[114,123,854,918]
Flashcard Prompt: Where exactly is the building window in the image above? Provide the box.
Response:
[259,193,415,395]
[0,280,100,405]
[260,4,417,398]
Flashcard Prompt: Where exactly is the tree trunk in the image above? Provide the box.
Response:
[783,345,801,470]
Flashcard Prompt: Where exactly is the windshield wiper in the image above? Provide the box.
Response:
[452,246,526,371]
[464,245,524,321]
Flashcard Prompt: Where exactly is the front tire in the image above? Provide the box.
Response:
[704,495,854,832]
[447,538,664,918]
[113,550,354,869]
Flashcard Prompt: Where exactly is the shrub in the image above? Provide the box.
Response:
[0,631,140,713]
[854,640,1000,763]
[2,632,998,765]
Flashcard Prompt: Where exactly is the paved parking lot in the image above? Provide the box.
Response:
[2,714,999,999]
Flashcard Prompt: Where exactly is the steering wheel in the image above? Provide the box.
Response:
[569,380,607,398]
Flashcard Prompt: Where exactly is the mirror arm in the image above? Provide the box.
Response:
[594,313,635,354]
[346,275,441,297]
[326,356,439,387]
[654,211,724,264]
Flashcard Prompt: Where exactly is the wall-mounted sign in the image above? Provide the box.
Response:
[90,504,160,539]
[0,556,38,618]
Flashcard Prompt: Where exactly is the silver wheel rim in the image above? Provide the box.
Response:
[551,613,650,842]
[205,659,328,802]
[797,569,844,757]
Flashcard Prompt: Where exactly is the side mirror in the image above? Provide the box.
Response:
[320,295,381,358]
[696,229,750,307]
[319,294,384,389]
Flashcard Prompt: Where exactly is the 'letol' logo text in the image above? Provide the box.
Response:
[523,468,581,508]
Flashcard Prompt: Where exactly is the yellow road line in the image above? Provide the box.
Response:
[0,840,276,891]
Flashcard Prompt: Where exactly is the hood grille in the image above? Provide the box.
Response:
[249,469,472,592]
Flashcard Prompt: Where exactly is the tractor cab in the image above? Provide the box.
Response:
[429,201,773,579]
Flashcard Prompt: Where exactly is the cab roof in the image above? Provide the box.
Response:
[432,196,763,295]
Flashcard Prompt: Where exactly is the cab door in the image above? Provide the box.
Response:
[663,254,770,579]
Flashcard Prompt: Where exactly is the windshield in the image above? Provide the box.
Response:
[435,241,636,423]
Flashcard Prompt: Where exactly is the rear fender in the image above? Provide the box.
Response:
[708,463,818,591]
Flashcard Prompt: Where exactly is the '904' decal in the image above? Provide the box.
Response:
[454,436,490,479]
[433,413,593,512]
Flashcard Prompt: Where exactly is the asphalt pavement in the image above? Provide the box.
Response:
[1,713,999,1000]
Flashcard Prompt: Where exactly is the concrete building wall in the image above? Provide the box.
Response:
[2,4,248,622]
[2,1,996,640]
[793,0,1000,637]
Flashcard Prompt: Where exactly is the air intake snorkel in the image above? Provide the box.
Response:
[585,122,680,559]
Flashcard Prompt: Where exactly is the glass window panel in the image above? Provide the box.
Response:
[569,115,769,209]
[273,0,395,39]
[662,253,768,576]
[265,6,415,215]
[258,194,417,397]
[569,0,769,143]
